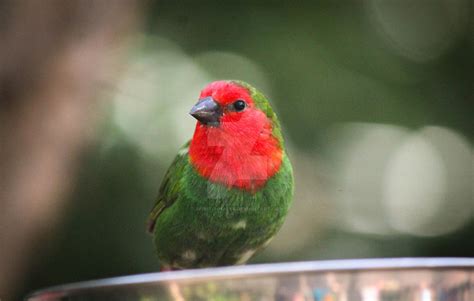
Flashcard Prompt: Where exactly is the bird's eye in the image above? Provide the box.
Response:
[232,100,247,112]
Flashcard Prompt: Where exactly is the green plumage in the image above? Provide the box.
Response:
[148,81,294,269]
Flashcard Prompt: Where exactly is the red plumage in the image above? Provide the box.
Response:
[199,81,254,106]
[189,81,282,192]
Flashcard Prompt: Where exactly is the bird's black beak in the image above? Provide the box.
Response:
[189,96,222,126]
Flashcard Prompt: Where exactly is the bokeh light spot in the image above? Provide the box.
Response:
[368,0,469,62]
[324,123,410,235]
[111,36,212,161]
[384,126,473,236]
[383,131,447,236]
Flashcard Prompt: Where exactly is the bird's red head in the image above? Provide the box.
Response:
[189,81,283,192]
[189,81,255,126]
[200,80,254,106]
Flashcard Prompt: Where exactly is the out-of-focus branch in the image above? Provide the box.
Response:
[0,1,139,299]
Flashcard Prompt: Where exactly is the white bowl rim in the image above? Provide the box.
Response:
[27,257,474,299]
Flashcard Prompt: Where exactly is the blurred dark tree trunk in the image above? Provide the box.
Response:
[0,1,139,299]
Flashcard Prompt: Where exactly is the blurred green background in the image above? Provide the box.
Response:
[22,0,472,298]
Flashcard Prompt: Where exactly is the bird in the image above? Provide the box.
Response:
[147,80,294,270]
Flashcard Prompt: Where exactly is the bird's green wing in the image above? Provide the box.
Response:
[147,141,190,233]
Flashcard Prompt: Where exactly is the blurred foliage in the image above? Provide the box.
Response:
[21,0,472,299]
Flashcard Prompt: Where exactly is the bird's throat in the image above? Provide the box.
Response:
[189,118,283,193]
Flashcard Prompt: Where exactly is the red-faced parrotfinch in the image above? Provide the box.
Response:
[148,80,294,270]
